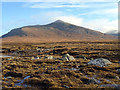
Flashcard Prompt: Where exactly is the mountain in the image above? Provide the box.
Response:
[105,30,119,36]
[1,20,117,43]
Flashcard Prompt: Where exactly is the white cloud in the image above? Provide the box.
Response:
[54,16,118,33]
[1,0,119,2]
[30,11,63,25]
[105,8,118,14]
[55,16,83,25]
[83,19,118,33]
[82,8,118,16]
[23,2,118,9]
[26,2,89,8]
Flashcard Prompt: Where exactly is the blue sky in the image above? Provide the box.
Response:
[1,0,118,36]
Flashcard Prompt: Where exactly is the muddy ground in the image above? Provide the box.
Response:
[1,41,120,89]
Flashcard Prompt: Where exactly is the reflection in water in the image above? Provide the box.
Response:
[100,84,120,88]
[0,55,11,57]
[14,76,31,87]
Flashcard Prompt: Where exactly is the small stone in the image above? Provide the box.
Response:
[31,56,40,60]
[61,54,75,61]
[61,85,69,88]
[117,69,120,73]
[88,78,100,84]
[68,56,75,60]
[118,61,120,64]
[6,76,12,79]
[62,57,69,61]
[45,56,53,59]
[115,76,120,80]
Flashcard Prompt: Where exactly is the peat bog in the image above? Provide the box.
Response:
[1,41,120,89]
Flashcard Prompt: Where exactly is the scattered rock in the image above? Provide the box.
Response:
[118,61,120,64]
[117,69,120,73]
[61,54,75,61]
[88,78,100,84]
[45,56,53,59]
[115,76,120,80]
[87,58,112,67]
[6,76,12,79]
[31,56,40,60]
[61,85,69,88]
[37,49,42,52]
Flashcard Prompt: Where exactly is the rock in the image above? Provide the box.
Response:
[31,56,40,60]
[35,56,40,59]
[87,58,112,67]
[45,56,53,60]
[63,53,70,57]
[88,78,100,84]
[62,57,69,61]
[118,61,120,64]
[61,54,75,61]
[4,72,23,78]
[6,76,12,79]
[31,56,35,60]
[115,76,120,80]
[117,69,120,73]
[61,85,69,88]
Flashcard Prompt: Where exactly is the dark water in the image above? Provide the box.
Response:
[14,76,31,87]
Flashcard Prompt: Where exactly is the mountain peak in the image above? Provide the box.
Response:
[47,20,70,26]
[54,20,65,23]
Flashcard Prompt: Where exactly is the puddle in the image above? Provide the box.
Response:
[105,79,111,82]
[57,67,79,71]
[85,75,101,84]
[100,84,120,88]
[14,76,31,87]
[0,55,11,58]
[64,67,79,71]
[4,75,31,88]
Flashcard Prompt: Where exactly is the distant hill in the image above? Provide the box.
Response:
[105,30,119,36]
[1,20,117,43]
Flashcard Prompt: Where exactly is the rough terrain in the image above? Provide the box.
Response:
[1,41,120,89]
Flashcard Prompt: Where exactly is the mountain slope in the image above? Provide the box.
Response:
[1,20,117,43]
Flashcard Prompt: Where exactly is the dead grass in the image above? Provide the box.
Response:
[2,41,120,88]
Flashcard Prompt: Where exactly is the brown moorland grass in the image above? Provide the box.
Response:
[1,41,120,89]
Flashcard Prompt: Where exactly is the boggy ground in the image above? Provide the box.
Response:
[1,41,120,89]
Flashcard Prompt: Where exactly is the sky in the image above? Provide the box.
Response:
[1,0,119,36]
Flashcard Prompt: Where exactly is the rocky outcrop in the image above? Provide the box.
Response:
[87,58,112,67]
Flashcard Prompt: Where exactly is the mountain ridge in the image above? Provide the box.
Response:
[1,20,117,43]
